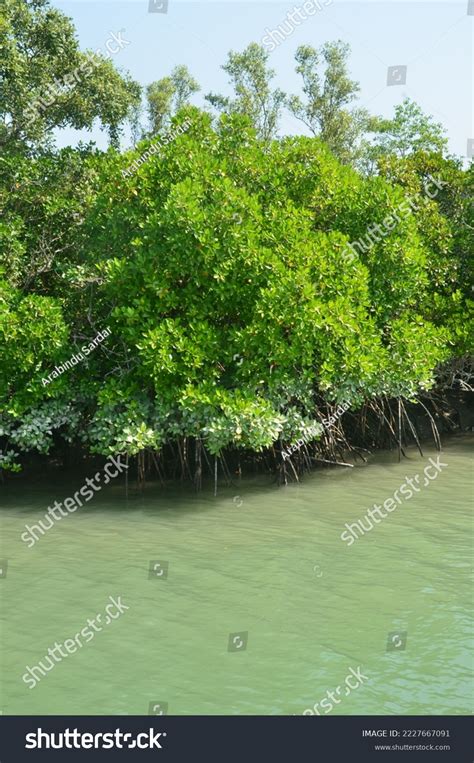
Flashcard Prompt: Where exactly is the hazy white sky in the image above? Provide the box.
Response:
[55,1,473,157]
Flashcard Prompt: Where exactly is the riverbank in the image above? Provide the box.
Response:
[2,388,472,491]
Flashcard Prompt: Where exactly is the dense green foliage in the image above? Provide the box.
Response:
[0,0,140,153]
[0,1,472,474]
[1,107,472,469]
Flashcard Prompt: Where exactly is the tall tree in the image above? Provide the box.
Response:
[205,43,285,142]
[367,98,448,163]
[0,0,141,153]
[287,42,372,164]
[146,65,199,136]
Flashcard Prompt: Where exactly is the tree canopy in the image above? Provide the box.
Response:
[287,41,374,164]
[1,107,471,469]
[205,43,285,143]
[0,0,141,152]
[146,65,199,137]
[0,2,472,476]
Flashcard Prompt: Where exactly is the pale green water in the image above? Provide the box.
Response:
[0,435,472,715]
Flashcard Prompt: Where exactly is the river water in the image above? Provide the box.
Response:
[0,435,472,715]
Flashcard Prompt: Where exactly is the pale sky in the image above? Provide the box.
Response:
[55,1,473,158]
